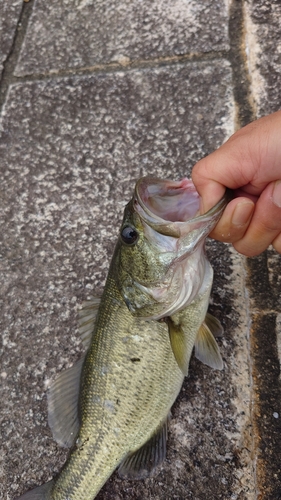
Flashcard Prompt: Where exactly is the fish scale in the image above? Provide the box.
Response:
[52,269,184,499]
[17,177,229,500]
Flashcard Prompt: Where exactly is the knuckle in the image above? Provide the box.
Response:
[261,222,280,233]
[257,213,281,233]
[233,239,263,257]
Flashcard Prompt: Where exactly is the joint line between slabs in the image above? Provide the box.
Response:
[0,0,35,111]
[4,50,230,86]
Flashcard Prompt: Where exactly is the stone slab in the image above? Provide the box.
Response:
[242,4,281,497]
[0,61,261,499]
[245,249,281,499]
[15,0,230,76]
[245,1,281,117]
[0,1,22,77]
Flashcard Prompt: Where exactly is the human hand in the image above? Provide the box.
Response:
[192,111,281,256]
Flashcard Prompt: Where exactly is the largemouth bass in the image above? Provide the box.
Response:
[18,177,229,500]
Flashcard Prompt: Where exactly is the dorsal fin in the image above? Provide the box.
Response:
[47,296,101,448]
[195,321,223,370]
[47,357,85,448]
[118,419,168,480]
[78,296,101,349]
[17,480,54,499]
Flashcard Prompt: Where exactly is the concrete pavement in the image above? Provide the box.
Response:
[1,1,281,499]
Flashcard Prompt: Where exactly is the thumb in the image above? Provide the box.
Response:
[192,154,228,213]
[192,111,281,213]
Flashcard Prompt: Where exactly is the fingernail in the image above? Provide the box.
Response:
[272,180,281,208]
[232,202,255,227]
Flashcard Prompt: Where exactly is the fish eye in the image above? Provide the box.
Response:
[121,226,139,245]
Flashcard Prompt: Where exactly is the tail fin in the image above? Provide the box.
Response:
[17,480,53,500]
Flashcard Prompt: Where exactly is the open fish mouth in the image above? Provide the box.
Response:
[133,177,228,239]
[136,177,200,224]
[119,177,231,320]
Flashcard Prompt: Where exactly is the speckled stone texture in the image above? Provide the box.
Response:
[15,0,229,76]
[1,62,241,499]
[1,0,281,499]
[243,3,281,498]
[245,1,281,117]
[0,1,22,76]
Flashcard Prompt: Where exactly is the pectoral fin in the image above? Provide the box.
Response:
[167,317,190,375]
[195,322,223,370]
[118,419,168,480]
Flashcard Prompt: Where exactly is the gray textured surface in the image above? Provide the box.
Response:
[0,62,236,499]
[244,3,281,498]
[1,0,281,499]
[246,1,281,117]
[15,0,229,76]
[0,1,22,76]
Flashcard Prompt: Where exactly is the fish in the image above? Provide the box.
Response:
[18,176,229,500]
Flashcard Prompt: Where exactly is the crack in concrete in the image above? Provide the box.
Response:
[242,259,258,500]
[0,0,35,111]
[226,2,281,498]
[228,0,256,129]
[11,49,230,80]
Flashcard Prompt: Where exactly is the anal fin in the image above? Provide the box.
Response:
[118,419,168,480]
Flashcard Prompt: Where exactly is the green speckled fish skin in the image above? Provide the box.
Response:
[18,177,229,500]
[52,263,184,499]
